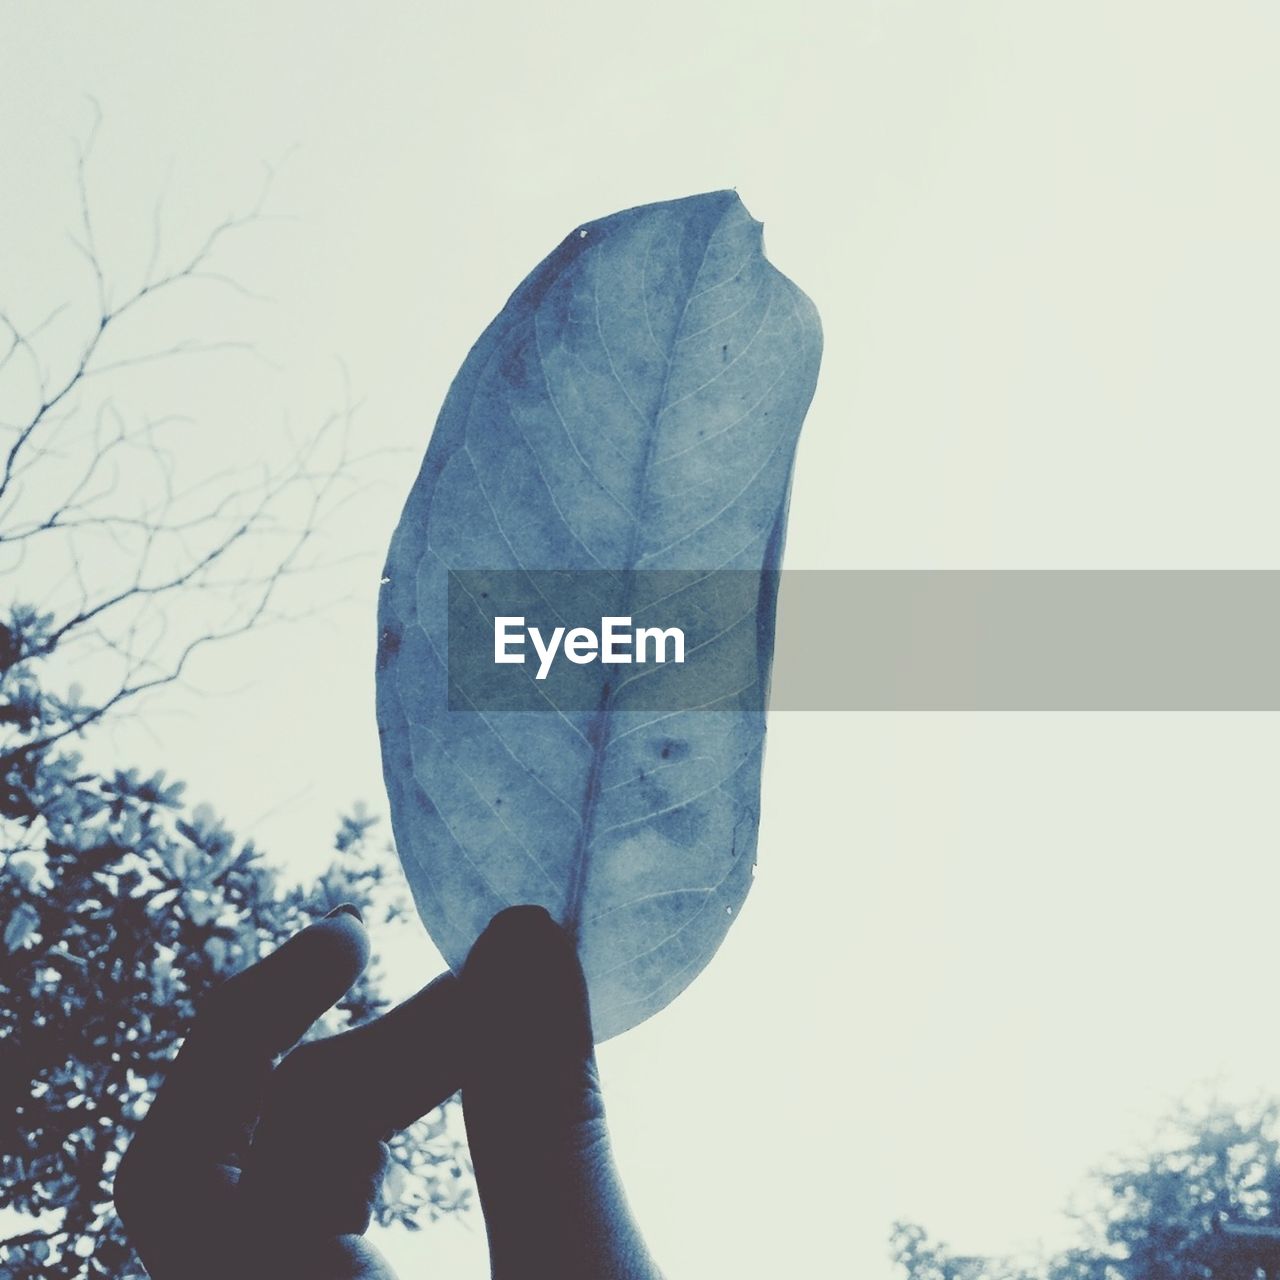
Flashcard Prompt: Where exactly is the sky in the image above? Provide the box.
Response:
[5,3,1280,1277]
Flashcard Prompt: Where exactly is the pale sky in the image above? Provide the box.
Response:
[5,4,1280,1277]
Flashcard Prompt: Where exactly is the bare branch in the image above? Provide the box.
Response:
[0,1226,60,1252]
[73,98,109,317]
[0,121,373,752]
[0,124,284,514]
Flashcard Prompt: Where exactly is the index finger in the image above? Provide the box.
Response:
[194,905,371,1060]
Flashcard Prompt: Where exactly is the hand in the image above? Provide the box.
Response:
[114,903,451,1279]
[115,904,663,1280]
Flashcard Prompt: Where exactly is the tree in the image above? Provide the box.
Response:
[0,126,468,1278]
[892,1100,1280,1280]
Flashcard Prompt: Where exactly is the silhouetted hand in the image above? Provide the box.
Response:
[115,904,663,1280]
[114,904,412,1279]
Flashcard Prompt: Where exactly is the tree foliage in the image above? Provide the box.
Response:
[892,1100,1280,1280]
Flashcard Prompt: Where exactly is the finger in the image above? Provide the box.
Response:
[459,907,662,1279]
[236,971,464,1234]
[118,909,370,1202]
[195,904,372,1061]
[460,905,598,1129]
[252,969,464,1142]
[242,1134,391,1238]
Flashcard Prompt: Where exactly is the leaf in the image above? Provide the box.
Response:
[4,902,40,952]
[384,1159,409,1203]
[378,190,821,1039]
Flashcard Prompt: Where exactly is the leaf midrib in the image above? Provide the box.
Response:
[561,206,736,938]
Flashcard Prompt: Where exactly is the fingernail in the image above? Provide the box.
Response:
[325,902,364,922]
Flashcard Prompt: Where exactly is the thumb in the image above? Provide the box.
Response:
[460,905,601,1137]
[461,907,656,1280]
